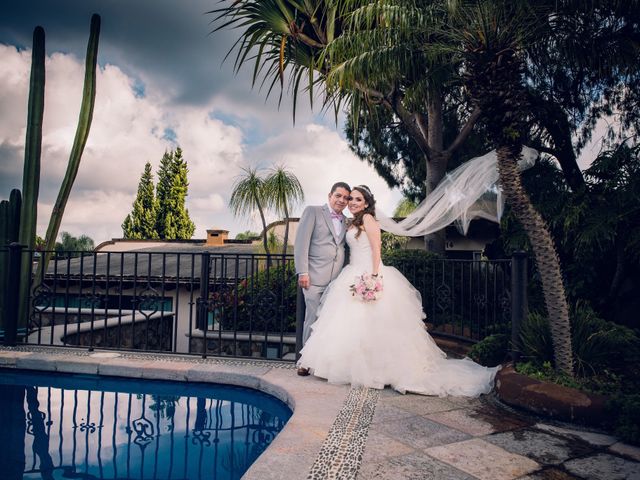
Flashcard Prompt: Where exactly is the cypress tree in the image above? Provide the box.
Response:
[155,150,174,239]
[168,147,195,239]
[155,147,195,240]
[122,162,158,239]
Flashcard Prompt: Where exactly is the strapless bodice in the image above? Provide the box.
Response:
[346,227,376,272]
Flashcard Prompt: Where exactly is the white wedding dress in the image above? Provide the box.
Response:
[297,227,499,397]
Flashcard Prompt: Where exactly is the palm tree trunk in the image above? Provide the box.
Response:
[257,202,270,256]
[496,144,574,376]
[424,151,448,254]
[282,204,290,257]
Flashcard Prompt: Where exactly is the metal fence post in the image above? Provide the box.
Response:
[198,252,211,358]
[4,243,24,346]
[510,251,528,363]
[295,285,305,360]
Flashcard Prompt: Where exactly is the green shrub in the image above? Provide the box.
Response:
[519,302,640,376]
[382,248,442,267]
[515,361,582,390]
[211,261,297,333]
[468,334,509,367]
[520,311,555,364]
[381,232,409,252]
[571,302,640,376]
[607,394,640,445]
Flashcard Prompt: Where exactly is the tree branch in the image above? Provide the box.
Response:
[309,16,327,45]
[445,107,482,155]
[389,91,435,159]
[295,31,326,49]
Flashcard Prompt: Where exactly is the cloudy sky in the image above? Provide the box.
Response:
[0,0,403,243]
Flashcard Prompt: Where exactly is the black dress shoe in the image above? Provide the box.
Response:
[297,367,310,376]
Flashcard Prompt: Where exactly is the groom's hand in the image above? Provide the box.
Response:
[298,274,310,289]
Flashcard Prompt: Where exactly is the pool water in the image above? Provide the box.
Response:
[0,368,291,480]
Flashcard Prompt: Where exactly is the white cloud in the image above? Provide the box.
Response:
[0,44,248,242]
[1,44,400,244]
[249,123,402,219]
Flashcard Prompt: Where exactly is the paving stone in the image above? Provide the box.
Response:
[426,408,497,436]
[243,428,331,480]
[184,364,264,390]
[370,404,416,424]
[485,429,590,465]
[98,358,145,378]
[15,354,57,372]
[0,351,31,366]
[357,451,476,480]
[426,404,528,437]
[516,466,582,479]
[140,360,192,381]
[609,442,640,462]
[375,415,470,450]
[89,352,121,359]
[447,396,485,408]
[535,423,618,447]
[361,431,415,464]
[55,357,99,375]
[563,452,640,480]
[383,393,461,416]
[426,438,540,480]
[379,387,404,398]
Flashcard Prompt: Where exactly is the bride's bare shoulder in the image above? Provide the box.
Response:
[362,214,380,229]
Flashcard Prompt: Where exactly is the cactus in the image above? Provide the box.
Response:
[34,14,101,287]
[0,190,22,328]
[0,190,22,245]
[16,26,45,330]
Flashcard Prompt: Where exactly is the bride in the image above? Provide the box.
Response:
[296,184,499,397]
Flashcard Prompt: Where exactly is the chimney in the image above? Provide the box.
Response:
[206,228,229,246]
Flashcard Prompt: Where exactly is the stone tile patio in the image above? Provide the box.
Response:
[1,346,639,480]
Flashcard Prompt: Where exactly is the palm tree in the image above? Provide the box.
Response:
[209,0,482,253]
[229,168,271,255]
[450,1,575,375]
[263,166,304,256]
[394,198,418,218]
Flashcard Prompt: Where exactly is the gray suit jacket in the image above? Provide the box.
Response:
[294,204,347,287]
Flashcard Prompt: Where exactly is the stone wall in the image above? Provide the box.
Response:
[63,315,173,351]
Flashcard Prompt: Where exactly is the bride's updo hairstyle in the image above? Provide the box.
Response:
[351,185,376,238]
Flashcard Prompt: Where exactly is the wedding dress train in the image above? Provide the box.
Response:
[297,228,499,397]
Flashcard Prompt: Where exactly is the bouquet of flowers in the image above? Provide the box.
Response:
[349,273,384,302]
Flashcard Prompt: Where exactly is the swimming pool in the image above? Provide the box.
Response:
[0,368,292,480]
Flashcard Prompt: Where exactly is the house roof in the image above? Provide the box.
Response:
[46,243,287,284]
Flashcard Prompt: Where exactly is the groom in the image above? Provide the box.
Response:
[294,181,350,376]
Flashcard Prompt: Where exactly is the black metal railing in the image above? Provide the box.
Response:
[0,246,528,361]
[388,257,513,341]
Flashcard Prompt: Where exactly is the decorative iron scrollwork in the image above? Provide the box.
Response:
[136,284,161,317]
[473,293,488,310]
[435,283,451,312]
[252,289,278,323]
[500,291,511,323]
[31,282,53,313]
[81,292,103,309]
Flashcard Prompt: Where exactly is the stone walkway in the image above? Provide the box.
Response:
[358,389,640,480]
[0,346,638,480]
